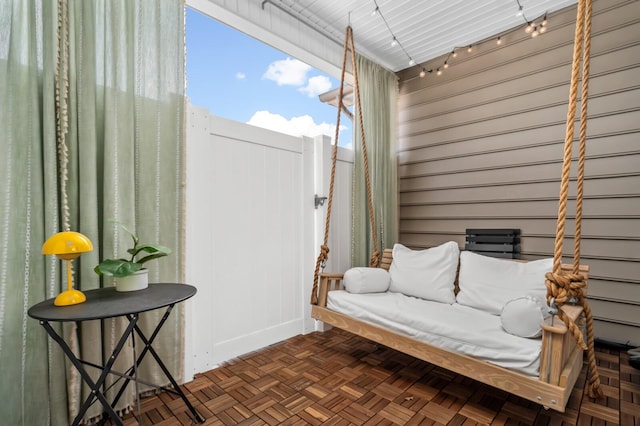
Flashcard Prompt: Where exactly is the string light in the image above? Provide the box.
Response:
[539,14,548,33]
[371,0,417,69]
[519,5,549,38]
[525,22,534,33]
[413,1,550,79]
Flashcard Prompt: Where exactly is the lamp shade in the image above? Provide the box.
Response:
[42,231,93,257]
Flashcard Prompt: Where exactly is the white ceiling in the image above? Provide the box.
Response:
[258,0,578,72]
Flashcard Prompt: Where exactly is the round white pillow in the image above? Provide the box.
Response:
[500,296,546,338]
[343,267,390,294]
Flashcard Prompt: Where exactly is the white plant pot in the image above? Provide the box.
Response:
[115,269,149,292]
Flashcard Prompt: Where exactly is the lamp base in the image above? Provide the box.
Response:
[54,289,86,306]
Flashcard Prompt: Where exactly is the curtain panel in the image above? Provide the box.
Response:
[0,0,186,424]
[352,55,399,267]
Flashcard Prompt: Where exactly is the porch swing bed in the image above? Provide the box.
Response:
[310,0,601,414]
[311,250,588,413]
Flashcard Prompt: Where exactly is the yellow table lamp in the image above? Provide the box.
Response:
[42,231,93,306]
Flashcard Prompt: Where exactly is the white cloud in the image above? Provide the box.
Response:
[235,72,246,80]
[247,110,348,144]
[262,58,311,86]
[298,75,332,98]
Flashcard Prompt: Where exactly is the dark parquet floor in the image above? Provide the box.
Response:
[117,328,640,425]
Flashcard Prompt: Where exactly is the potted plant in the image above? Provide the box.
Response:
[94,222,171,292]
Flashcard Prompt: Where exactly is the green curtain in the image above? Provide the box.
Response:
[0,0,186,424]
[352,55,399,267]
[0,1,63,424]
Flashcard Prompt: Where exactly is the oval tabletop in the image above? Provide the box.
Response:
[28,283,196,322]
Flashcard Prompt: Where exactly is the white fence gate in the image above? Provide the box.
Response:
[183,105,353,379]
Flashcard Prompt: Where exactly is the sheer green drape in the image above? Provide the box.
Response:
[0,1,67,424]
[352,55,399,266]
[0,0,186,424]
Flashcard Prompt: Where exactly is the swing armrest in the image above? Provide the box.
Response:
[539,262,589,388]
[316,273,345,308]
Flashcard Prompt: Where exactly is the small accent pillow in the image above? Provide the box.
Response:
[501,296,546,338]
[388,242,459,304]
[343,267,390,294]
[457,251,553,315]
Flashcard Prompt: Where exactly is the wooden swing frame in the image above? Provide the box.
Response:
[312,252,588,412]
[310,0,600,414]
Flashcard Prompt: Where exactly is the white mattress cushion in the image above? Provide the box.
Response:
[327,290,541,376]
[388,242,459,304]
[343,267,390,294]
[456,251,553,315]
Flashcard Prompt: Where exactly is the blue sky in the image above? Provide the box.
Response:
[186,8,351,147]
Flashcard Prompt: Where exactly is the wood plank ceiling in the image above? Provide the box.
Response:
[260,0,578,72]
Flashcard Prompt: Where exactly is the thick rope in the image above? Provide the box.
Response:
[545,0,601,399]
[311,26,379,304]
[311,27,351,305]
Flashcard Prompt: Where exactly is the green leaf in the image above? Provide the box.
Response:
[130,244,172,260]
[94,259,143,277]
[136,252,169,265]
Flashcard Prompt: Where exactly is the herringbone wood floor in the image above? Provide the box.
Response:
[117,328,639,425]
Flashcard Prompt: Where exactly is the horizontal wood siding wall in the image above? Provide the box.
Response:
[396,0,640,345]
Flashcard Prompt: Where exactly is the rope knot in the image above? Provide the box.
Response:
[545,271,586,307]
[319,245,330,265]
[369,249,380,268]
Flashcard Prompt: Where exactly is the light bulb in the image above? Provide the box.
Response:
[532,27,539,37]
[391,37,398,47]
[467,45,472,53]
[436,68,442,76]
[497,37,502,45]
[525,23,533,33]
[452,51,457,58]
[443,61,449,69]
[419,69,426,78]
[372,6,379,16]
[409,59,415,66]
[539,25,547,34]
[516,5,523,17]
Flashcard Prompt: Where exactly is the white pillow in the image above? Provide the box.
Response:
[501,296,547,338]
[456,251,553,315]
[388,242,459,304]
[343,267,390,294]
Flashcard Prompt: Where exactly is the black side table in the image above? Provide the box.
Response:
[28,283,205,425]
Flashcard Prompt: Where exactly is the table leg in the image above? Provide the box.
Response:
[41,318,137,426]
[108,305,205,423]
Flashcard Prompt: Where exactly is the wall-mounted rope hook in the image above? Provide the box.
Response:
[314,195,328,209]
